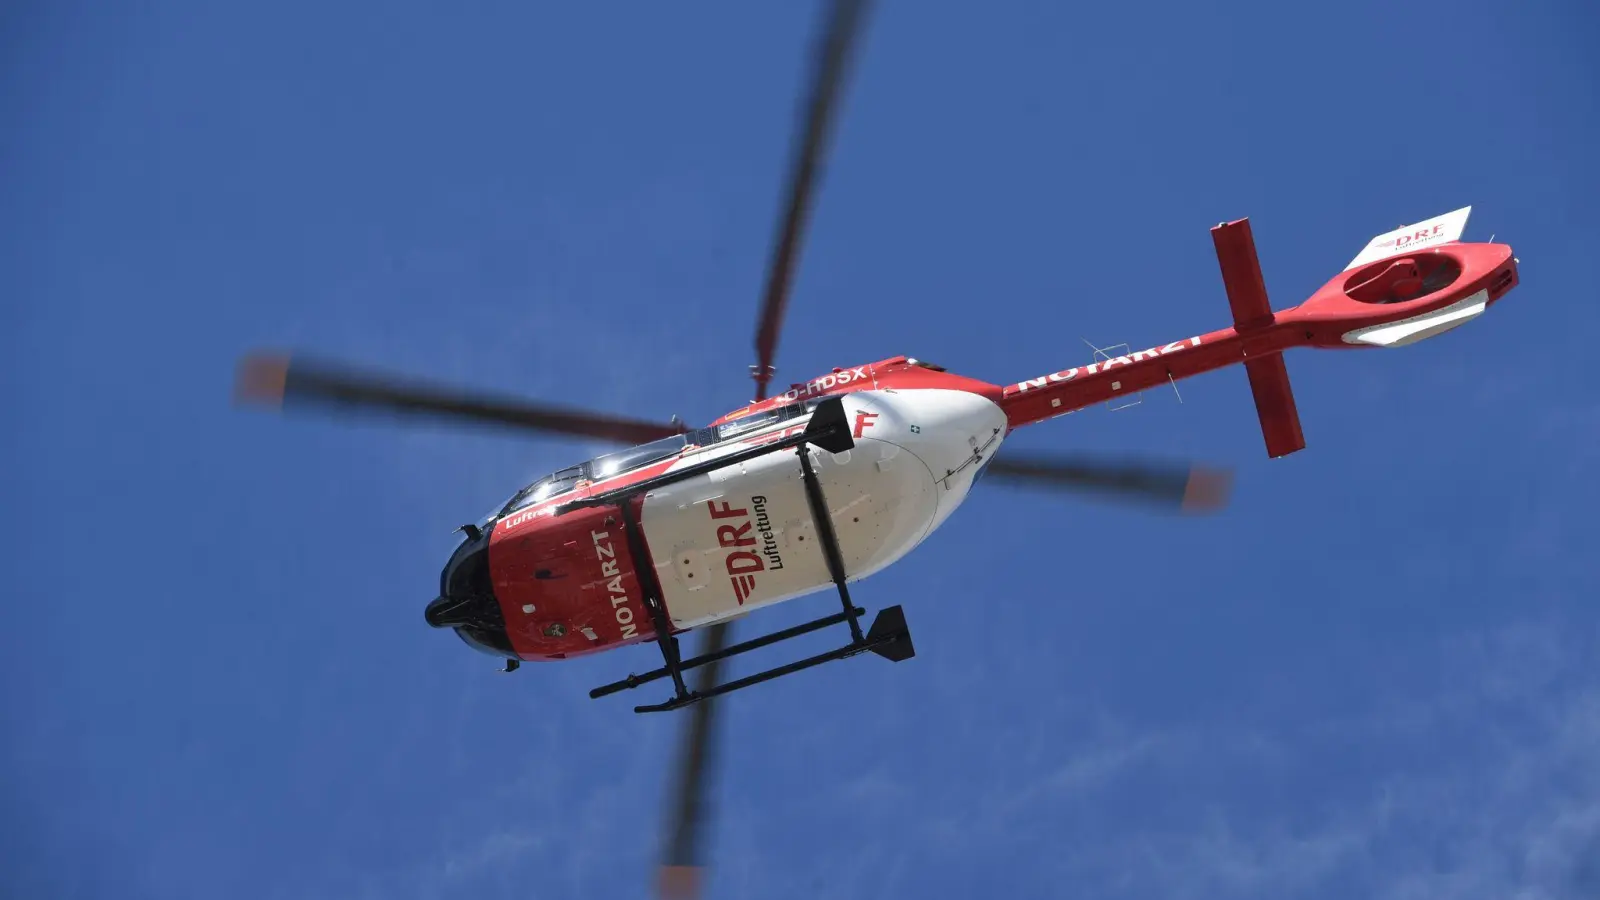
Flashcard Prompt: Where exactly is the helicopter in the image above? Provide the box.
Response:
[232,1,1521,897]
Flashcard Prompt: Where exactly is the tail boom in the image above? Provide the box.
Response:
[1001,213,1520,458]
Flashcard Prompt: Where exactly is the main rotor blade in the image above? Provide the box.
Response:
[234,353,684,445]
[660,5,875,897]
[656,622,730,900]
[981,452,1234,513]
[750,0,874,399]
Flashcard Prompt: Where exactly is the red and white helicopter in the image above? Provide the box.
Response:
[234,1,1520,896]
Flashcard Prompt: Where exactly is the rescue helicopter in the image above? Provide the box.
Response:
[232,1,1521,896]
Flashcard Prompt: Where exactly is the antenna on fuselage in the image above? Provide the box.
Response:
[1080,337,1146,412]
[1079,336,1187,407]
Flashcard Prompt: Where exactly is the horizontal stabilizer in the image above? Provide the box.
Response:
[1211,218,1275,331]
[1212,218,1308,459]
[1243,355,1305,458]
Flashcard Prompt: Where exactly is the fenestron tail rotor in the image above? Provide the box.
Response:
[659,2,875,897]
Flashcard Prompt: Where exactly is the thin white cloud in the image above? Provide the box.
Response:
[1043,618,1600,900]
[662,615,1600,900]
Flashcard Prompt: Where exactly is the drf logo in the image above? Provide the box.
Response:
[707,499,765,604]
[1381,223,1446,250]
[852,410,879,438]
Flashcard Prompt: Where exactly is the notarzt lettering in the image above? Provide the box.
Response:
[1012,336,1204,392]
[590,528,639,639]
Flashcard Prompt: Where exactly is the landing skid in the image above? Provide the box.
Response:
[575,397,917,714]
[590,604,914,713]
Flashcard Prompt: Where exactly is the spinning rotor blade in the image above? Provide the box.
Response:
[750,0,873,399]
[656,630,726,900]
[982,452,1234,513]
[661,3,875,898]
[234,353,684,445]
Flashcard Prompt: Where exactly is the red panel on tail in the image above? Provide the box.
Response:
[1212,218,1307,459]
[1211,218,1276,332]
[1243,355,1305,458]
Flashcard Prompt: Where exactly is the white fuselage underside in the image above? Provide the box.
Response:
[639,389,1007,629]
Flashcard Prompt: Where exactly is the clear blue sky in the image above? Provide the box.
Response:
[5,2,1599,898]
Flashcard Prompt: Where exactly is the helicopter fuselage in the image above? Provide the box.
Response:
[470,385,1006,661]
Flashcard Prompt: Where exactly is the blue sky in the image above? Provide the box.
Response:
[5,1,1599,898]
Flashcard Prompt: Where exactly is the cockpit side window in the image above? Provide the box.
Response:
[589,433,689,481]
[496,401,826,518]
[711,401,813,443]
[500,463,589,515]
[713,407,784,441]
[547,464,585,492]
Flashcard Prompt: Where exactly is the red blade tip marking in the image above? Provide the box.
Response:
[1181,468,1234,513]
[657,865,702,900]
[234,354,290,407]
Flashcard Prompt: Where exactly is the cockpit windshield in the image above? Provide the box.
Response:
[714,407,786,440]
[494,399,822,518]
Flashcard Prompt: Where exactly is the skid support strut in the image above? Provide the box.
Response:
[796,444,867,644]
[580,398,915,714]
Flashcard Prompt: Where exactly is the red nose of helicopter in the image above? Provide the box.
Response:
[427,524,518,661]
